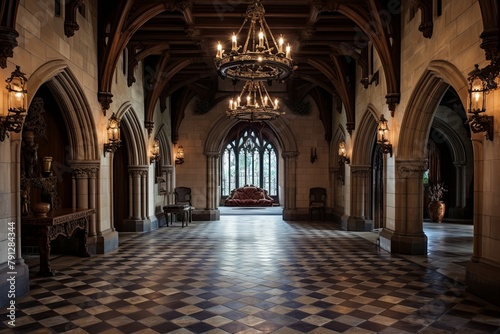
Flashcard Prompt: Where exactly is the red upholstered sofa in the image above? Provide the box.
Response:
[225,185,274,206]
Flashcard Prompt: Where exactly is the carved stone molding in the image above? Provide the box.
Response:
[144,120,154,137]
[98,92,113,115]
[282,151,299,159]
[204,152,220,159]
[64,0,84,38]
[128,166,148,177]
[0,27,19,69]
[385,93,400,116]
[70,161,100,179]
[396,160,427,178]
[350,166,371,175]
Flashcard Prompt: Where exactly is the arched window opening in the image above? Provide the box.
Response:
[222,128,278,198]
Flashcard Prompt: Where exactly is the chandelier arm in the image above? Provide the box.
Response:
[244,19,256,54]
[235,17,248,51]
[262,18,277,51]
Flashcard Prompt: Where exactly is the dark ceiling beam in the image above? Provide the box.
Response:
[98,1,174,113]
[144,58,198,124]
[127,42,170,86]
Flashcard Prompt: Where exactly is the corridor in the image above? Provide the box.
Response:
[2,216,499,333]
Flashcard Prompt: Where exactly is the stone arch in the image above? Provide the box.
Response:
[379,60,469,255]
[204,115,298,153]
[204,114,299,217]
[29,59,98,160]
[351,105,378,166]
[116,102,148,166]
[398,60,468,160]
[431,118,467,164]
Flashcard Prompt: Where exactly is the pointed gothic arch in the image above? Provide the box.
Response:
[29,59,99,160]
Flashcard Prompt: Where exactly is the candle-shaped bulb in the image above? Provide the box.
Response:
[264,96,268,106]
[285,44,291,58]
[216,42,222,58]
[231,33,237,50]
[274,99,279,109]
[258,29,264,47]
[278,35,284,53]
[229,98,233,109]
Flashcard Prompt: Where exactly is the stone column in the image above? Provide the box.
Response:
[379,159,428,255]
[199,152,220,221]
[330,166,344,222]
[123,166,151,232]
[162,165,174,205]
[70,161,101,254]
[282,151,298,220]
[341,165,373,231]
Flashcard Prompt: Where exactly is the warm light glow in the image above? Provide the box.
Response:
[107,113,120,143]
[339,141,346,157]
[176,145,184,163]
[258,30,264,48]
[151,138,160,157]
[216,42,223,58]
[231,33,237,51]
[285,44,291,59]
[377,114,389,143]
[278,35,284,53]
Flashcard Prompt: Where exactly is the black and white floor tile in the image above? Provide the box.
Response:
[2,215,499,333]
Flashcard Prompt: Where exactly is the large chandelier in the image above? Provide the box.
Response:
[215,0,294,82]
[226,81,283,122]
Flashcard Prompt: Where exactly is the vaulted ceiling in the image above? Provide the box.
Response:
[0,1,497,144]
[96,0,408,142]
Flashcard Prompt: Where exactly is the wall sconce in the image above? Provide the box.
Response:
[0,66,28,142]
[103,112,121,156]
[377,114,393,157]
[150,138,160,164]
[175,145,184,164]
[310,147,318,164]
[338,140,350,164]
[466,63,494,140]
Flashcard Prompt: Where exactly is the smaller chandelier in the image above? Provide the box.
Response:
[215,0,293,82]
[226,81,283,122]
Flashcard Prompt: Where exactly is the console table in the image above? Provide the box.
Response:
[163,205,191,227]
[22,208,95,276]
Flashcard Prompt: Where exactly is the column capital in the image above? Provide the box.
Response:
[70,160,100,178]
[282,151,299,159]
[204,151,220,158]
[350,165,371,174]
[396,159,427,178]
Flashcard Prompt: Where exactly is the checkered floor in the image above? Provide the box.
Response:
[2,216,500,333]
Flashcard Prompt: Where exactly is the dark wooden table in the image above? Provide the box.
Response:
[163,205,191,227]
[22,208,95,276]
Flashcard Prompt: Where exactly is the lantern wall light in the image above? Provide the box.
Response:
[338,141,350,164]
[466,63,495,141]
[377,114,393,157]
[103,112,121,156]
[175,145,184,165]
[1,66,28,142]
[150,138,160,164]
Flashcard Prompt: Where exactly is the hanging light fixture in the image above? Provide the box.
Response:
[150,138,160,164]
[466,63,494,140]
[338,141,350,164]
[377,114,393,157]
[214,0,294,82]
[226,81,283,122]
[1,66,28,142]
[103,113,121,156]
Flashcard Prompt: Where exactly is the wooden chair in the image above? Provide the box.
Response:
[174,187,193,223]
[309,187,327,220]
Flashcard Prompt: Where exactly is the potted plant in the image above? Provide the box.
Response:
[427,183,447,223]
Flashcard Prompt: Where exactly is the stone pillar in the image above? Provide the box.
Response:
[341,165,373,231]
[449,162,466,218]
[122,166,151,231]
[197,152,220,221]
[466,142,500,307]
[71,163,99,237]
[330,166,344,223]
[379,159,428,255]
[282,151,299,220]
[163,165,174,205]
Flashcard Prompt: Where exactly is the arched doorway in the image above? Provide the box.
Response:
[220,123,280,205]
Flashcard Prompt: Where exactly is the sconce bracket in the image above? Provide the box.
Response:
[0,110,25,142]
[467,113,494,141]
[379,143,393,157]
[175,158,184,165]
[338,156,350,165]
[150,155,161,164]
[103,142,120,157]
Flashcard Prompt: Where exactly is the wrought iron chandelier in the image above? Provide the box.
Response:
[226,81,283,122]
[214,0,294,82]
